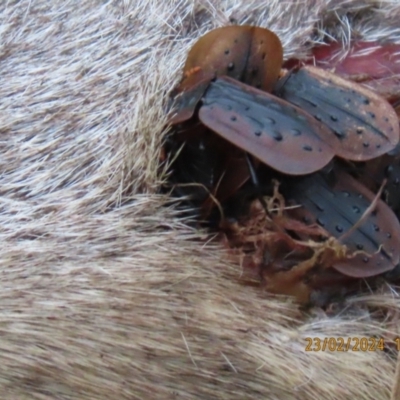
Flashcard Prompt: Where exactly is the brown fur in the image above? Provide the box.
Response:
[1,1,400,399]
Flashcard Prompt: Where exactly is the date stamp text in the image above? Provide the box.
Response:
[305,337,400,352]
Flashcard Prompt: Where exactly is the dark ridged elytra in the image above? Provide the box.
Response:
[169,77,211,124]
[285,170,400,278]
[198,76,335,175]
[275,65,399,161]
[182,26,283,91]
[169,26,283,125]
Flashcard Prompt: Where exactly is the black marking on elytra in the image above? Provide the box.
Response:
[274,67,397,160]
[272,131,283,141]
[276,70,385,136]
[336,225,344,233]
[198,77,335,175]
[334,130,346,139]
[285,172,395,265]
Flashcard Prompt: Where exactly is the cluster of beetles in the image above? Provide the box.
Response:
[165,25,400,304]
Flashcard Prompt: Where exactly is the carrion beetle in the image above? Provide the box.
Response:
[164,25,400,304]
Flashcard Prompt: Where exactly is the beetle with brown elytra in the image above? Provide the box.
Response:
[164,25,400,304]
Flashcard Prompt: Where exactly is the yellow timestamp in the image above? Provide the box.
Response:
[305,337,400,352]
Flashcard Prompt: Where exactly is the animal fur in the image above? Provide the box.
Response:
[0,1,400,399]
